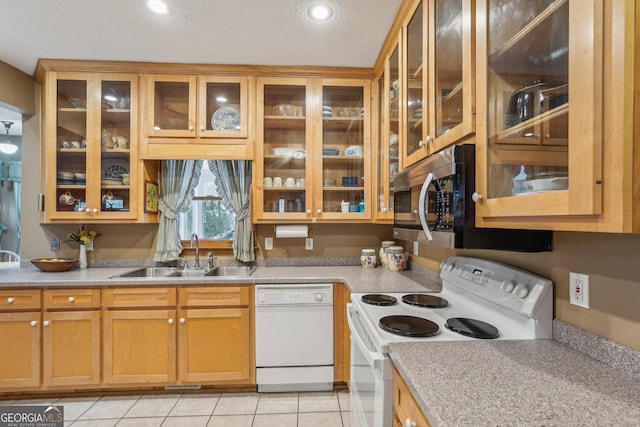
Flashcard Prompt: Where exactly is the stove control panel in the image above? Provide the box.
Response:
[440,257,552,317]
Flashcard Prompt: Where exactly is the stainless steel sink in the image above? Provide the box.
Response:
[111,265,255,279]
[204,265,256,277]
[112,267,184,278]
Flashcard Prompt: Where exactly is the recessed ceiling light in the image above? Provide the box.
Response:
[308,3,333,21]
[147,0,168,14]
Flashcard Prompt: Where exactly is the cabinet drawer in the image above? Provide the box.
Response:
[102,287,176,308]
[178,286,250,307]
[393,367,431,427]
[44,289,101,309]
[0,290,41,310]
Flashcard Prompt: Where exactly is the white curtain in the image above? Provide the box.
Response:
[154,160,203,262]
[208,160,254,262]
[8,161,20,254]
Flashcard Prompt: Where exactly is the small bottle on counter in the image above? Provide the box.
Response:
[379,240,396,268]
[360,249,377,268]
[386,246,407,272]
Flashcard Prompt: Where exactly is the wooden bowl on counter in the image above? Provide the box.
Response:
[31,258,78,272]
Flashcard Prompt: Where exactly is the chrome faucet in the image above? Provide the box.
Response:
[190,233,200,268]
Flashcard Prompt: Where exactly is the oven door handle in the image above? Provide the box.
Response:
[347,305,387,371]
[418,172,435,241]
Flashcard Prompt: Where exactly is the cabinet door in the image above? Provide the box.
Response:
[42,310,101,387]
[146,74,197,138]
[97,75,138,219]
[317,80,371,220]
[475,0,603,221]
[393,367,432,427]
[198,76,249,139]
[402,0,427,166]
[0,312,41,389]
[375,34,401,222]
[177,308,251,384]
[103,309,176,385]
[255,78,312,221]
[426,0,475,155]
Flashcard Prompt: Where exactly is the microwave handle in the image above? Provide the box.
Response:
[418,172,434,241]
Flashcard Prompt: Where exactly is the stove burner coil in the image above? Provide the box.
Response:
[379,315,440,337]
[445,318,499,339]
[402,294,449,308]
[361,294,398,306]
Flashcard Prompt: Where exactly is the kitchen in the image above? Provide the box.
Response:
[1,0,640,426]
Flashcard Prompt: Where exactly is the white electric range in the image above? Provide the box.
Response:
[347,256,553,427]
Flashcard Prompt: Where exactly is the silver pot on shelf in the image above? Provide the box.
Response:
[504,80,568,132]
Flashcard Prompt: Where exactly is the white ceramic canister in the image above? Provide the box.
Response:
[386,246,406,272]
[360,249,377,268]
[379,240,396,268]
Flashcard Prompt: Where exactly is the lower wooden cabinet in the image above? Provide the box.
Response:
[178,307,251,383]
[103,309,177,385]
[393,366,431,427]
[0,311,41,389]
[42,310,101,387]
[334,283,351,385]
[42,288,101,388]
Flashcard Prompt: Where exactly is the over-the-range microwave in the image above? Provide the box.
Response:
[392,144,552,252]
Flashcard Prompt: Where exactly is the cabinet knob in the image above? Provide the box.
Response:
[189,126,194,131]
[68,296,74,303]
[43,320,50,327]
[30,320,37,327]
[306,209,312,214]
[405,419,417,427]
[471,192,483,203]
[168,318,174,324]
[426,135,434,144]
[200,126,205,131]
[418,140,424,148]
[6,297,14,304]
[412,209,418,215]
[92,208,98,213]
[180,318,186,324]
[85,208,91,213]
[317,209,322,215]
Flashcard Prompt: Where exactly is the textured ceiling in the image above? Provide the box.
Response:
[0,0,404,135]
[1,0,403,76]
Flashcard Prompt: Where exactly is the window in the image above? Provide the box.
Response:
[177,162,235,241]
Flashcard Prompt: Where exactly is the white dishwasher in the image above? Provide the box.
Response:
[255,283,334,392]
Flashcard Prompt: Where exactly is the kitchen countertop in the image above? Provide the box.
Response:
[0,265,442,294]
[389,340,640,427]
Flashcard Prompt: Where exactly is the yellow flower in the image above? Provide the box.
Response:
[65,226,101,246]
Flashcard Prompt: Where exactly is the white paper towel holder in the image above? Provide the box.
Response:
[274,224,309,238]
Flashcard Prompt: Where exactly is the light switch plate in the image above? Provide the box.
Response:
[50,237,59,251]
[265,237,273,251]
[305,237,313,250]
[413,241,419,256]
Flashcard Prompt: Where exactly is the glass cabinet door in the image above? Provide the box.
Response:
[376,38,401,221]
[403,1,426,165]
[476,0,602,218]
[55,79,88,216]
[99,80,133,214]
[428,0,474,153]
[320,83,368,219]
[147,75,196,137]
[257,79,310,220]
[198,76,248,139]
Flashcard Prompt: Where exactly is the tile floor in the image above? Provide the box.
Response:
[2,391,351,427]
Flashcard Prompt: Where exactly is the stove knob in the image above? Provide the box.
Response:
[500,280,515,293]
[514,283,529,298]
[314,293,323,302]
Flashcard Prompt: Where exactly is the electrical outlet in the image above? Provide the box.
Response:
[305,237,313,250]
[569,272,590,309]
[265,237,273,251]
[50,237,60,251]
[85,241,94,251]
